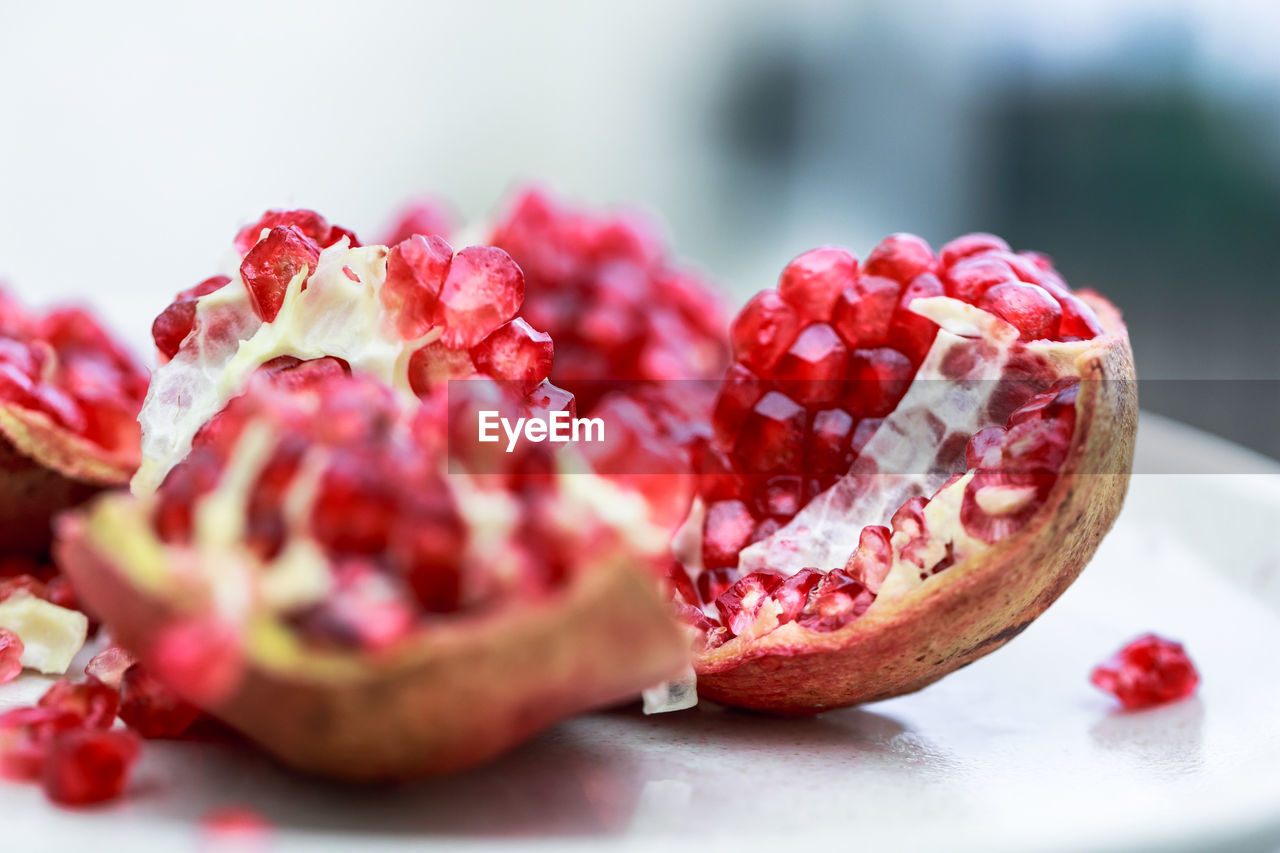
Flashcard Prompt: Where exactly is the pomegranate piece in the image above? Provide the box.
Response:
[1091,634,1199,710]
[434,246,524,349]
[239,225,322,322]
[0,707,82,780]
[233,209,357,255]
[978,282,1063,341]
[0,627,23,684]
[383,234,453,340]
[668,230,1134,715]
[84,646,137,690]
[777,247,858,322]
[118,664,201,739]
[41,728,141,806]
[37,680,119,729]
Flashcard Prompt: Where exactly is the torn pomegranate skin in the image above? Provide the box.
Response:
[1091,634,1200,711]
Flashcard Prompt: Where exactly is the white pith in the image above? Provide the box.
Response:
[0,594,89,675]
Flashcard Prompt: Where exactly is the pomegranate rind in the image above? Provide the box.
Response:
[692,292,1136,713]
[54,500,689,781]
[0,402,137,557]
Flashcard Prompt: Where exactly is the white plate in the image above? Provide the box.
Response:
[4,414,1280,853]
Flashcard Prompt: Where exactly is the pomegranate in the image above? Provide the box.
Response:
[663,233,1136,713]
[0,287,148,556]
[484,187,730,412]
[54,210,689,780]
[1091,634,1199,710]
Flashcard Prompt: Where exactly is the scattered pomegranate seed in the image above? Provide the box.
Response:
[1091,634,1200,711]
[118,665,201,739]
[85,647,137,690]
[37,680,119,729]
[0,707,83,781]
[41,728,141,806]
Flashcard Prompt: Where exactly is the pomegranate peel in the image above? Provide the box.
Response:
[55,501,687,780]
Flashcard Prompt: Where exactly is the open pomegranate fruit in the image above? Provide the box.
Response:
[0,288,148,557]
[53,210,689,780]
[664,233,1136,713]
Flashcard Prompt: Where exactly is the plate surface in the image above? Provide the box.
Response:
[3,414,1280,853]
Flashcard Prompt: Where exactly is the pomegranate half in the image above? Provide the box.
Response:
[54,210,690,779]
[666,233,1136,713]
[0,288,148,557]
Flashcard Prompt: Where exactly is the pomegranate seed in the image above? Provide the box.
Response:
[889,272,944,362]
[0,627,24,684]
[37,681,119,729]
[524,379,577,420]
[797,569,874,632]
[712,364,763,443]
[696,567,738,606]
[806,407,855,478]
[1058,293,1105,339]
[960,470,1055,543]
[939,233,1011,268]
[978,282,1062,341]
[943,255,1017,304]
[118,665,200,739]
[844,525,893,590]
[749,517,783,544]
[0,574,50,603]
[85,647,137,690]
[702,500,755,570]
[149,618,244,707]
[998,416,1073,474]
[41,728,141,806]
[434,246,524,349]
[773,323,848,406]
[0,707,82,781]
[733,391,806,474]
[731,290,800,374]
[233,209,355,255]
[831,275,900,349]
[966,425,1006,469]
[862,233,935,283]
[239,225,321,322]
[777,247,858,322]
[151,275,230,359]
[397,512,468,613]
[672,601,715,634]
[849,417,882,456]
[774,568,825,624]
[1091,634,1199,710]
[311,457,396,554]
[383,234,453,340]
[715,571,784,636]
[845,347,914,418]
[754,476,804,518]
[469,318,554,395]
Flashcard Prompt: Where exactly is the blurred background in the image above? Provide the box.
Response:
[0,0,1275,456]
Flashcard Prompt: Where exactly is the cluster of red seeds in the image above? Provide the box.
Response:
[670,233,1101,645]
[152,366,577,651]
[0,289,149,453]
[1091,634,1200,710]
[488,188,729,411]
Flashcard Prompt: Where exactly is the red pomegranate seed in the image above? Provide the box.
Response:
[774,568,825,624]
[672,601,715,634]
[777,247,858,322]
[0,707,82,781]
[151,275,230,360]
[383,234,453,340]
[1058,293,1105,339]
[966,425,1006,469]
[702,500,755,570]
[1091,634,1199,710]
[37,681,119,729]
[0,574,49,603]
[311,457,397,554]
[844,524,893,590]
[233,209,356,255]
[41,728,141,806]
[149,618,244,707]
[85,647,137,691]
[939,232,1011,268]
[862,233,935,283]
[960,470,1054,543]
[433,246,524,349]
[524,379,577,420]
[845,347,914,418]
[118,665,200,739]
[943,255,1017,304]
[469,318,554,395]
[730,290,800,374]
[715,571,785,636]
[733,391,806,474]
[202,805,272,841]
[889,272,944,362]
[797,569,874,632]
[239,225,321,322]
[754,476,804,518]
[712,363,764,442]
[696,567,738,607]
[773,323,848,406]
[978,282,1063,341]
[0,628,23,684]
[806,407,855,478]
[831,274,900,349]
